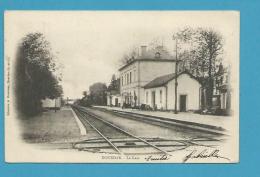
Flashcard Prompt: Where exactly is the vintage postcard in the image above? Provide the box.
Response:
[4,11,239,163]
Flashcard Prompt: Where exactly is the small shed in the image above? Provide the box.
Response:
[143,71,201,111]
[107,90,121,107]
[41,97,61,110]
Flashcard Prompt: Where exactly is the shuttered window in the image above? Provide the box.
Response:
[160,90,162,103]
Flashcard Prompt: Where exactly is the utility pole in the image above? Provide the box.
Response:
[174,38,179,114]
[54,98,57,112]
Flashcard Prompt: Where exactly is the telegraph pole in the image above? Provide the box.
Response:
[174,38,178,114]
[54,98,57,112]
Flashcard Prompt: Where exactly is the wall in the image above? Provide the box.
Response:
[119,62,139,105]
[112,95,121,107]
[107,95,121,107]
[119,60,176,106]
[42,97,61,108]
[144,87,167,110]
[167,74,201,111]
[139,61,175,87]
[107,95,111,106]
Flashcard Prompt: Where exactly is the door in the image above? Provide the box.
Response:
[180,95,187,112]
[151,91,156,108]
[115,98,118,107]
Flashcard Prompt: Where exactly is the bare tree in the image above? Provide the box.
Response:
[108,74,120,91]
[173,27,223,108]
[196,28,223,108]
[119,46,139,66]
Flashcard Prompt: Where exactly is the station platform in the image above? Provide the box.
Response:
[94,106,235,133]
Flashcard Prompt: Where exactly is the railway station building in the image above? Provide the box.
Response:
[107,90,121,107]
[118,45,202,111]
[119,45,176,107]
[143,71,201,111]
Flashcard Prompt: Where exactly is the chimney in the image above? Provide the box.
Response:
[140,45,147,57]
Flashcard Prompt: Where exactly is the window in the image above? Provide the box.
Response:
[146,92,149,103]
[121,76,123,86]
[127,73,129,84]
[160,90,162,103]
[134,70,136,81]
[130,72,132,83]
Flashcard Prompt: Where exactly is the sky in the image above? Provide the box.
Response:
[5,11,239,99]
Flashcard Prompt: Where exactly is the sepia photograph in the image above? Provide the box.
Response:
[4,11,239,163]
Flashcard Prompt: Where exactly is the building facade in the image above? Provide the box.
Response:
[107,90,121,107]
[213,64,232,113]
[143,71,201,111]
[119,46,176,107]
[42,97,61,110]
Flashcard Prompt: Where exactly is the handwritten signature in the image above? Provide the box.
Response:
[145,154,170,161]
[183,149,230,162]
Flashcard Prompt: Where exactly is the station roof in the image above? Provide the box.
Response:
[118,58,176,71]
[143,71,200,89]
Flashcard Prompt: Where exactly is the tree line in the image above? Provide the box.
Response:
[78,75,119,107]
[16,33,63,117]
[79,82,107,107]
[173,27,224,109]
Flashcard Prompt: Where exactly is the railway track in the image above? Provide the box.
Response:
[93,107,226,135]
[72,106,174,155]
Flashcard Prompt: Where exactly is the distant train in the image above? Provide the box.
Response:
[41,97,61,110]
